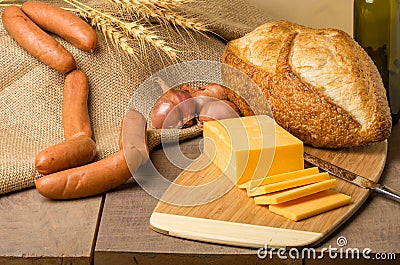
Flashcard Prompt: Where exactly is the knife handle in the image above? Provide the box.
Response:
[373,185,400,203]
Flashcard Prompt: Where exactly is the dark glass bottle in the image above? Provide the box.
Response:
[354,0,400,124]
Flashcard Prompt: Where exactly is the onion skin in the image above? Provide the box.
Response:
[150,100,183,129]
[191,83,228,113]
[200,83,228,100]
[150,88,197,129]
[163,89,191,106]
[191,94,217,114]
[199,100,241,125]
[179,84,196,94]
[164,90,196,124]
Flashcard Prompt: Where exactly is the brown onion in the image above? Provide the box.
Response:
[200,83,228,100]
[199,99,240,126]
[191,83,228,113]
[191,94,216,114]
[164,89,196,123]
[150,100,182,129]
[150,85,196,129]
[163,89,191,106]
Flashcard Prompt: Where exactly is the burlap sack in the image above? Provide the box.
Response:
[0,0,270,195]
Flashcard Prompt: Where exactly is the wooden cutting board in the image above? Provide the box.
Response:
[150,141,387,248]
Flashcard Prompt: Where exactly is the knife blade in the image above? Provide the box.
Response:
[304,152,400,203]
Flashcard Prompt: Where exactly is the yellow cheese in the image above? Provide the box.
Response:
[269,189,352,221]
[238,167,319,189]
[247,172,330,197]
[254,179,337,205]
[203,115,304,185]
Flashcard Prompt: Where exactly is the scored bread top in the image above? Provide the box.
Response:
[223,20,392,148]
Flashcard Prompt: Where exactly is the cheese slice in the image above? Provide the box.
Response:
[203,115,304,185]
[254,179,337,205]
[269,189,352,221]
[247,172,330,197]
[238,167,320,189]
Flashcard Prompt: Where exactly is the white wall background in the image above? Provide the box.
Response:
[244,0,354,36]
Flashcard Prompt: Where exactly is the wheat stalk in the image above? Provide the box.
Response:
[147,7,208,33]
[114,0,193,8]
[79,10,136,55]
[64,0,178,57]
[106,0,208,33]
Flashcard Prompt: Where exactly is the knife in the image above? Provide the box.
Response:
[304,152,400,203]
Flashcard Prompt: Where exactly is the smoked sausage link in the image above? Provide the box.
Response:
[63,70,92,139]
[121,109,149,163]
[22,1,98,52]
[35,149,138,199]
[35,136,97,175]
[2,5,76,73]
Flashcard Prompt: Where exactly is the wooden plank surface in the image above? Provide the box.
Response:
[95,124,400,263]
[0,188,103,265]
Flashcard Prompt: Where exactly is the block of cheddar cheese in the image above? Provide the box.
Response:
[269,189,352,221]
[247,172,330,197]
[203,115,304,185]
[254,179,337,204]
[238,167,319,189]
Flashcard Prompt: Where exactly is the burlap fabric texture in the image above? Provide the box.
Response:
[0,0,270,195]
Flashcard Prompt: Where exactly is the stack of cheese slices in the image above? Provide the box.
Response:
[239,167,351,221]
[203,115,351,222]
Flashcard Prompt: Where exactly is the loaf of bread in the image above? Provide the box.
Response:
[222,20,392,148]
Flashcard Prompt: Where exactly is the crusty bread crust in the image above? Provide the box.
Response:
[222,21,392,148]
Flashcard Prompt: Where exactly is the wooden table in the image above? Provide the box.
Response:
[1,124,399,265]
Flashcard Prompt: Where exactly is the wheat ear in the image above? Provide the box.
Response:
[106,0,208,33]
[64,0,177,57]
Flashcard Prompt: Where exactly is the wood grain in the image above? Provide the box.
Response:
[151,140,387,248]
[0,188,102,265]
